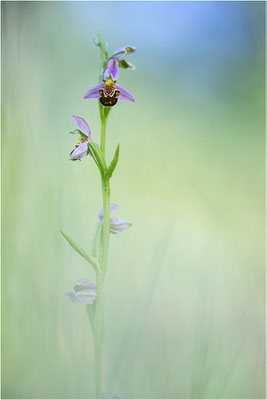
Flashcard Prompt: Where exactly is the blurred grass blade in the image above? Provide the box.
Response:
[60,229,100,273]
[109,224,174,386]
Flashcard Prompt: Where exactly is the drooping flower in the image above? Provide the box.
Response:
[109,217,132,234]
[84,60,135,107]
[66,279,97,304]
[98,203,132,234]
[69,115,91,161]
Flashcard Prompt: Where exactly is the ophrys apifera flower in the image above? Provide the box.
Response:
[69,115,91,161]
[84,59,135,107]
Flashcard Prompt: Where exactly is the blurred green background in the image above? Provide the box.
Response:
[2,1,265,399]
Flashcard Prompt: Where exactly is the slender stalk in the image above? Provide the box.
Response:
[92,40,112,398]
[100,108,111,279]
[92,221,105,398]
[100,115,107,158]
[93,109,111,399]
[93,272,105,399]
[92,221,103,263]
[101,176,110,280]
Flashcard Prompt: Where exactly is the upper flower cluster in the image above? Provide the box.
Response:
[69,42,136,160]
[84,45,135,107]
[65,37,134,309]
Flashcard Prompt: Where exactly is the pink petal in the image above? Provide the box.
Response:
[112,47,127,61]
[116,84,135,102]
[84,83,104,99]
[69,141,89,160]
[110,218,132,234]
[71,115,91,137]
[104,59,119,81]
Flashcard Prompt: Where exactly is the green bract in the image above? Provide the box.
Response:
[106,144,120,179]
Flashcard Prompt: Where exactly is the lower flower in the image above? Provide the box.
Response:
[66,279,97,304]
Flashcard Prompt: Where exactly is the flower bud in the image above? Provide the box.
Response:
[125,46,136,53]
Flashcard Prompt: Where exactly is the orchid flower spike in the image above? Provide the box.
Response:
[66,279,97,304]
[98,203,132,234]
[69,116,92,161]
[84,60,135,107]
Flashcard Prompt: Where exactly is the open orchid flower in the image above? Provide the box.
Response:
[66,279,97,304]
[84,60,135,107]
[69,116,91,161]
[98,203,132,234]
[111,45,136,69]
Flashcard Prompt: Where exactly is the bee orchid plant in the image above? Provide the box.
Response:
[60,33,135,399]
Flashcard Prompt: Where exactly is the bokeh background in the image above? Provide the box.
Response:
[2,1,265,399]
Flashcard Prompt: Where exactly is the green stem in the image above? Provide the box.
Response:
[100,113,107,158]
[92,108,111,399]
[101,176,110,280]
[99,110,111,279]
[92,222,103,262]
[93,272,105,399]
[93,175,110,400]
[92,43,113,397]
